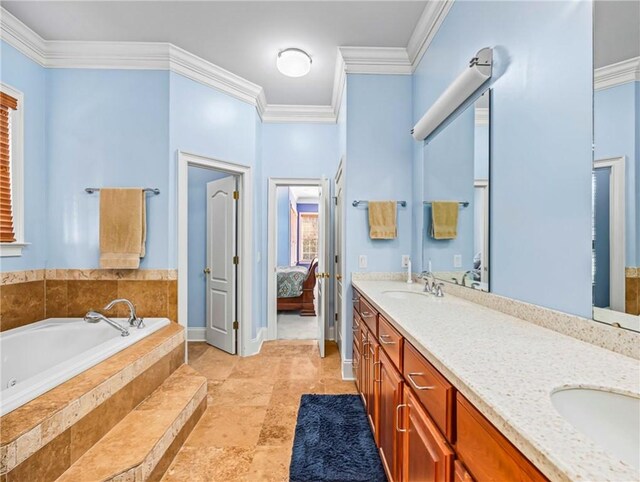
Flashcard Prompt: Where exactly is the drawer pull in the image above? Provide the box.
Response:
[361,311,373,318]
[352,299,359,303]
[396,404,407,432]
[373,360,382,383]
[407,372,435,391]
[379,334,395,345]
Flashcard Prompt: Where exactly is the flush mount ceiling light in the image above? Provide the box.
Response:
[277,48,312,78]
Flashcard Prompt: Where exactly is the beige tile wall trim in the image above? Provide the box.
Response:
[352,272,407,281]
[355,272,640,360]
[0,269,178,285]
[0,327,185,474]
[0,270,45,285]
[114,385,206,481]
[626,267,639,278]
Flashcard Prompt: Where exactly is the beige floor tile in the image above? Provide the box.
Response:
[185,406,267,448]
[227,355,282,380]
[257,402,299,447]
[189,349,238,380]
[244,445,292,482]
[322,378,358,395]
[277,356,321,380]
[269,379,324,406]
[163,446,253,482]
[210,378,275,407]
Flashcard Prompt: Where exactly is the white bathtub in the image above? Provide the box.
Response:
[0,317,170,416]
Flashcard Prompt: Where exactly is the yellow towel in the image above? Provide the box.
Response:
[430,201,458,239]
[99,188,146,269]
[368,201,397,239]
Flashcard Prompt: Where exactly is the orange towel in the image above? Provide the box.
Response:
[430,201,458,239]
[368,201,397,239]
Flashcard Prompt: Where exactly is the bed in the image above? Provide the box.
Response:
[276,259,318,316]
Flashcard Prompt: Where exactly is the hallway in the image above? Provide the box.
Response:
[162,340,355,481]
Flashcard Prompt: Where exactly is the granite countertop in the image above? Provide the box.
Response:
[352,279,640,482]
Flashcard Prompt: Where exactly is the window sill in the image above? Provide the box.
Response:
[0,242,29,257]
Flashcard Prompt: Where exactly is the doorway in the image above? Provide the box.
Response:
[267,178,330,357]
[177,152,254,358]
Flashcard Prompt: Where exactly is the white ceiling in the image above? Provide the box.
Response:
[2,1,426,106]
[289,186,319,201]
[594,0,640,69]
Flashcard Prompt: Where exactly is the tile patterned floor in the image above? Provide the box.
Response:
[161,340,356,482]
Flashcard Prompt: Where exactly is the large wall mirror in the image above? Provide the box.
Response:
[422,89,490,292]
[592,1,640,332]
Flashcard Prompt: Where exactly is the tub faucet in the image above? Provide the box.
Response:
[103,298,144,328]
[84,311,130,337]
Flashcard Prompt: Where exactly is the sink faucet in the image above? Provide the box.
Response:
[103,298,144,328]
[461,270,475,287]
[84,311,130,337]
[420,271,436,293]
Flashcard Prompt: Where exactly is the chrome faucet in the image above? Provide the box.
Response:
[420,271,437,293]
[84,311,130,337]
[103,298,144,328]
[461,270,475,287]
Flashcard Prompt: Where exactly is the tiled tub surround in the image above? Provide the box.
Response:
[1,317,170,416]
[352,279,640,482]
[0,322,186,480]
[0,269,178,332]
[626,267,639,315]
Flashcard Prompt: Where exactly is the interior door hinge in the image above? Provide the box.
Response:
[335,255,338,263]
[233,320,239,330]
[334,313,338,321]
[233,256,239,265]
[233,190,239,200]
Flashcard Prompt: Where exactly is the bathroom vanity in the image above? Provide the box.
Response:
[351,280,639,482]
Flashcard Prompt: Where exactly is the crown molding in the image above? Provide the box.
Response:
[0,2,458,123]
[261,104,336,124]
[338,46,412,75]
[407,0,455,69]
[0,7,46,65]
[595,56,640,91]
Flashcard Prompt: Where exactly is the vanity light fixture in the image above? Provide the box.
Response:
[412,47,493,141]
[277,48,312,78]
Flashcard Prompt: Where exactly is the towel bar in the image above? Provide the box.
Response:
[352,200,406,207]
[85,188,160,195]
[424,201,469,207]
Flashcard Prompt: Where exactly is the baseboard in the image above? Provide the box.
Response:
[187,327,206,342]
[341,358,355,381]
[244,327,267,357]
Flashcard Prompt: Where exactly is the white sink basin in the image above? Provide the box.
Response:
[382,290,430,301]
[551,387,640,470]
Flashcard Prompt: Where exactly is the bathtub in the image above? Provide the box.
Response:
[0,317,170,416]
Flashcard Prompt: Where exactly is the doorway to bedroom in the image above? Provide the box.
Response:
[267,178,330,357]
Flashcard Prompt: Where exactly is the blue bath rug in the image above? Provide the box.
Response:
[289,394,387,482]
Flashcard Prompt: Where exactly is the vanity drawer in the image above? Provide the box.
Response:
[360,297,378,336]
[403,342,454,441]
[378,314,403,372]
[353,310,362,352]
[455,394,547,482]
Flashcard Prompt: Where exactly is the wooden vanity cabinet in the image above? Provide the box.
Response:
[402,385,454,482]
[454,461,474,482]
[455,394,546,482]
[360,297,378,336]
[365,326,380,444]
[378,348,404,482]
[353,341,361,393]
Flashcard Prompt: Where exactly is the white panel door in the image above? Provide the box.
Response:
[317,178,330,358]
[205,176,237,354]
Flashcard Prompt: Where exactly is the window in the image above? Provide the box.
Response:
[298,212,318,263]
[0,84,25,257]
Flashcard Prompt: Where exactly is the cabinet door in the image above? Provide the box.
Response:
[366,332,380,444]
[402,386,454,482]
[378,349,404,482]
[360,328,369,407]
[353,342,361,393]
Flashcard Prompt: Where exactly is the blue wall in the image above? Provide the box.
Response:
[413,0,593,317]
[0,42,47,271]
[46,69,171,269]
[594,81,639,267]
[344,74,413,357]
[276,186,290,266]
[187,166,231,328]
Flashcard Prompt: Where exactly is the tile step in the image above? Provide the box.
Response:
[56,364,207,482]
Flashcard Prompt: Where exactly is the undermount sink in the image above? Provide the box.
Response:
[381,290,430,301]
[551,387,640,471]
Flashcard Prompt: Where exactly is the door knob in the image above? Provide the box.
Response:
[203,267,211,274]
[336,274,343,280]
